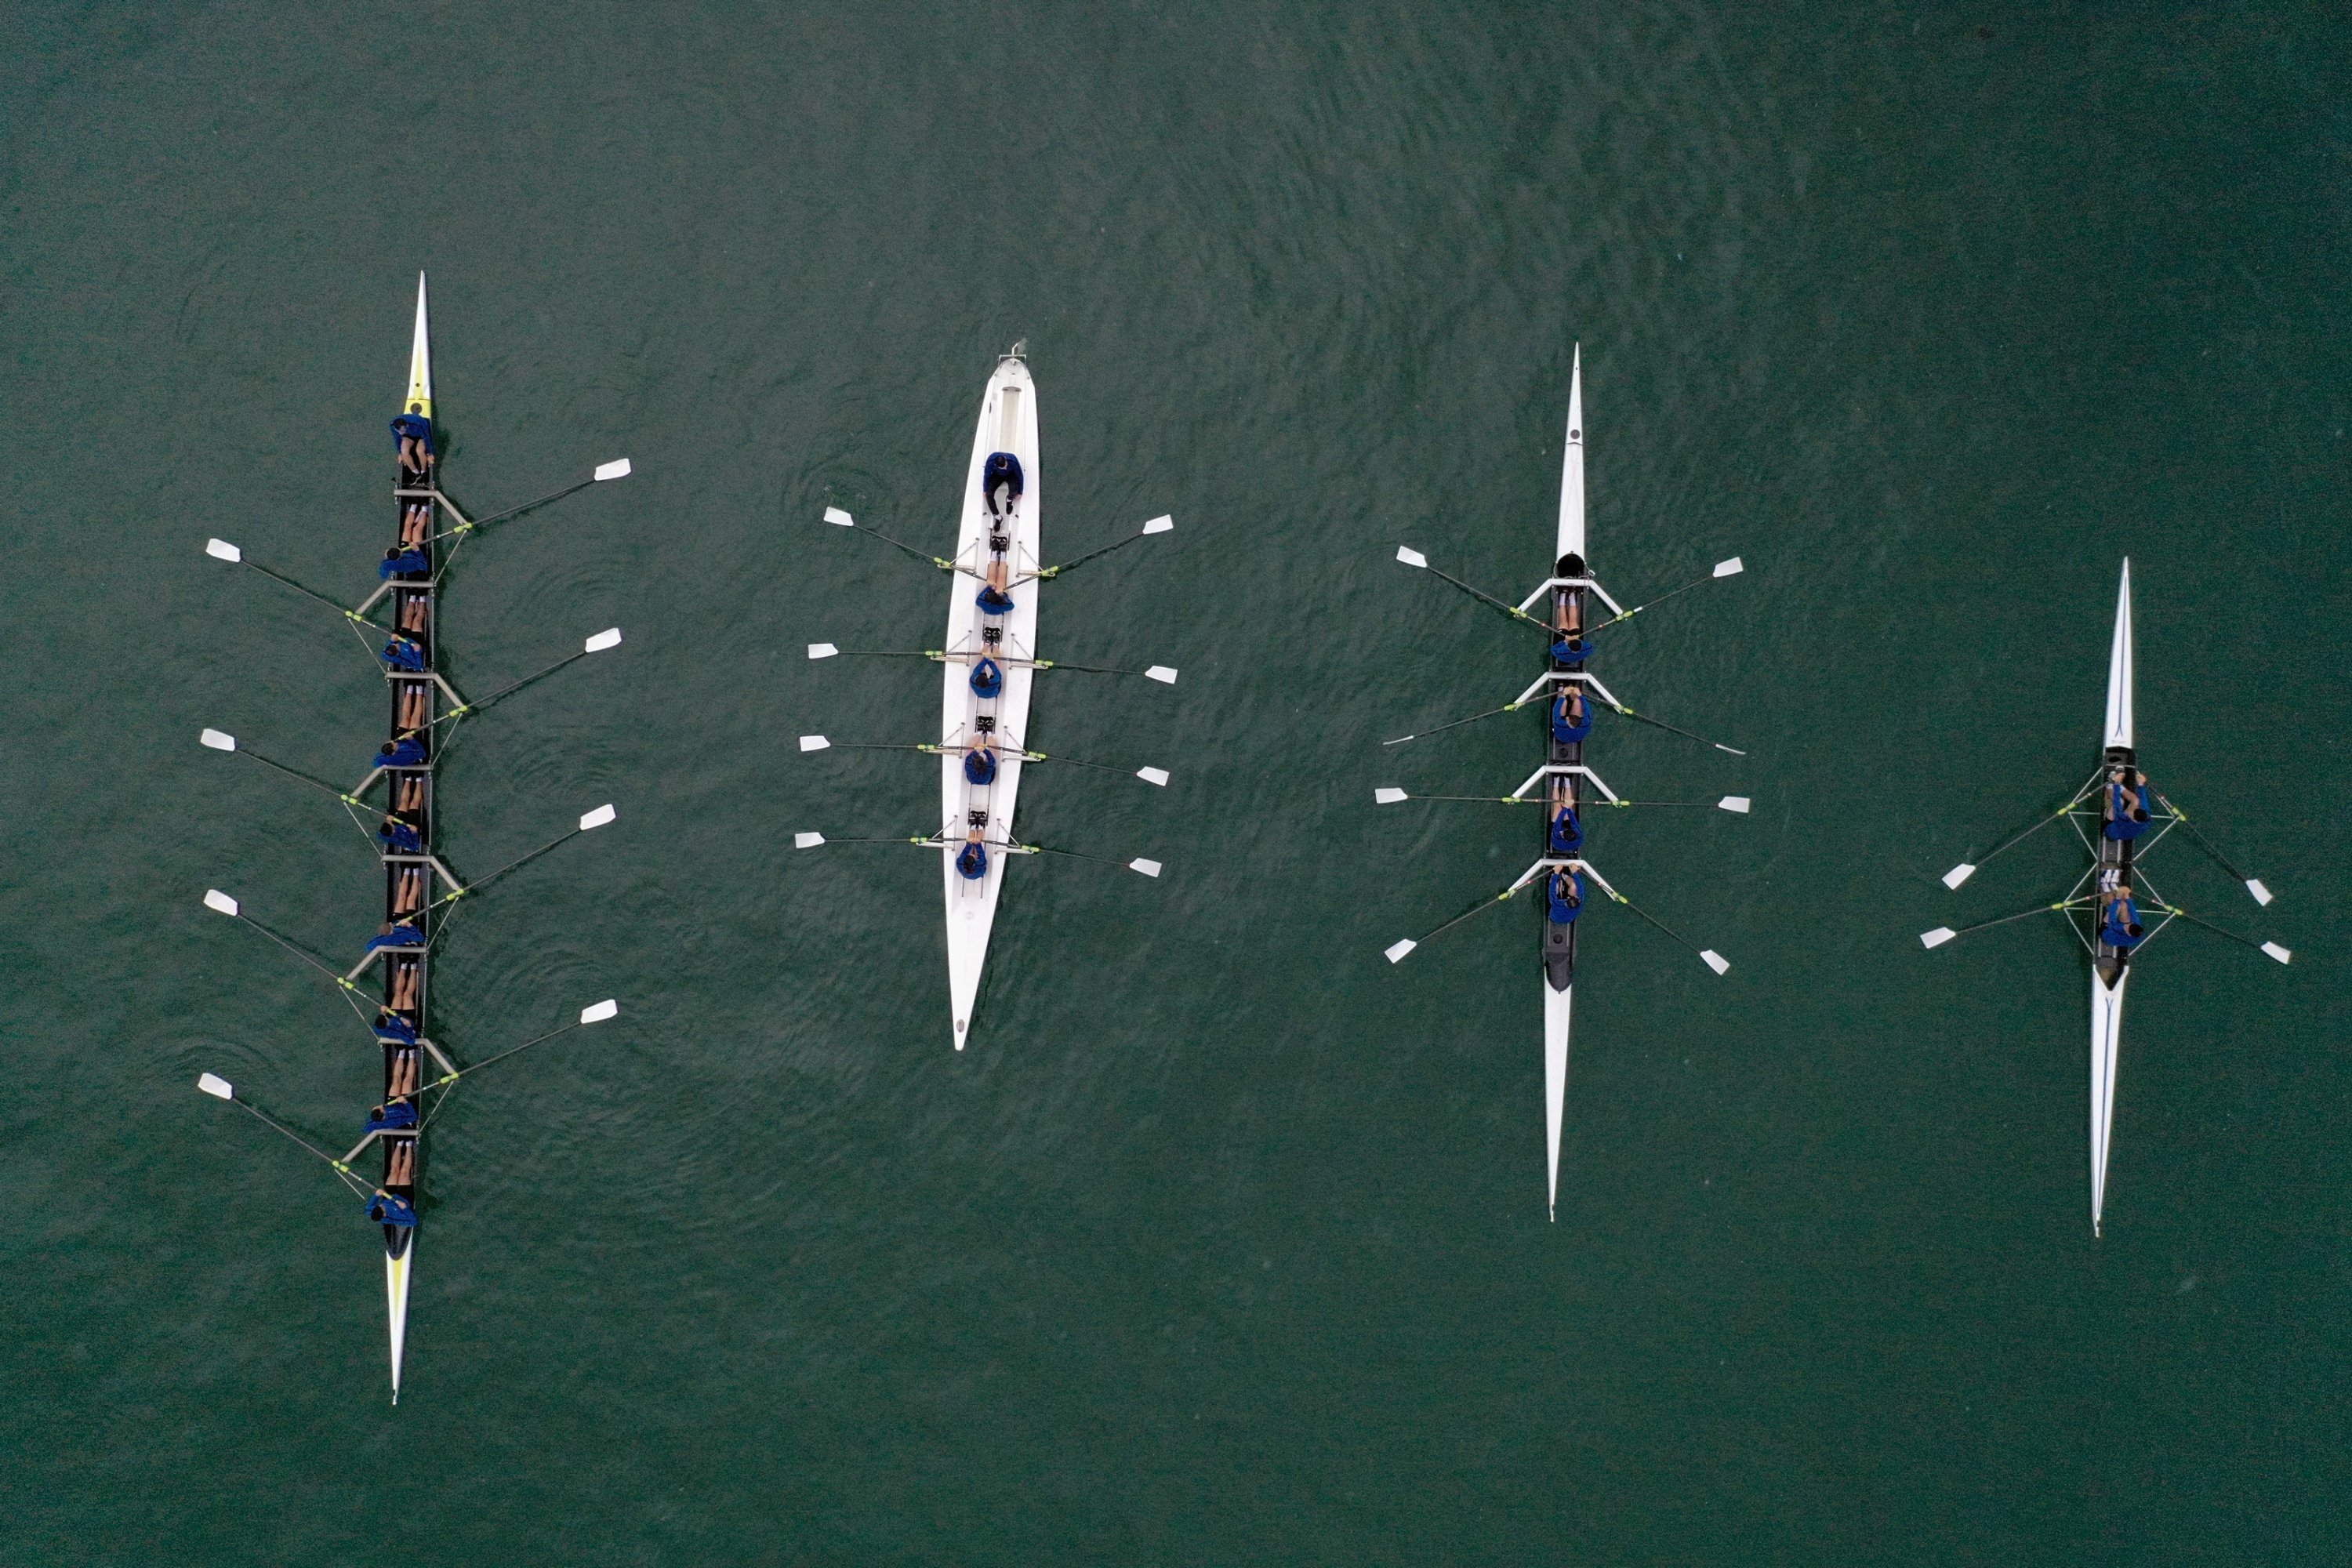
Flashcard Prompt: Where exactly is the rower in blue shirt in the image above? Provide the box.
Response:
[377,815,423,854]
[391,411,434,477]
[372,1010,419,1046]
[1545,868,1584,924]
[2103,767,2152,841]
[367,920,425,953]
[365,1100,419,1134]
[380,546,430,580]
[2099,882,2147,948]
[1550,686,1592,744]
[982,452,1023,520]
[380,635,427,672]
[1548,804,1583,855]
[367,1190,418,1228]
[976,556,1017,616]
[1550,632,1596,665]
[376,737,427,768]
[970,655,1004,699]
[964,739,1000,786]
[955,825,989,881]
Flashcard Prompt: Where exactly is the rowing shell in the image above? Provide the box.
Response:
[1542,348,1587,1218]
[2089,559,2134,1236]
[942,354,1040,1049]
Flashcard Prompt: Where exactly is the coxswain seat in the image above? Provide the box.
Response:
[982,452,1024,518]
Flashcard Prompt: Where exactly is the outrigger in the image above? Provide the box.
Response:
[797,347,1177,1048]
[194,273,632,1400]
[1377,346,1751,1219]
[1922,559,2289,1235]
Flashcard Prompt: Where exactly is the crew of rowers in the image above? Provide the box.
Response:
[954,454,1027,880]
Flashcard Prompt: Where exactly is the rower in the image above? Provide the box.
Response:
[2099,882,2147,948]
[373,1010,419,1046]
[376,736,428,769]
[2103,768,2152,841]
[379,546,430,580]
[956,823,989,881]
[964,737,1000,786]
[971,655,1004,699]
[377,814,423,854]
[368,920,425,953]
[1550,631,1596,666]
[1548,799,1584,855]
[982,452,1023,521]
[1550,684,1592,744]
[390,410,434,477]
[367,1189,418,1228]
[975,557,1016,616]
[380,634,427,672]
[1545,867,1584,924]
[365,1100,419,1134]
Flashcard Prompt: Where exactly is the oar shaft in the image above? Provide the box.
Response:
[1603,702,1747,757]
[436,477,594,539]
[427,827,580,909]
[1384,702,1521,746]
[2150,793,2252,882]
[423,1021,583,1091]
[242,560,355,618]
[242,748,358,804]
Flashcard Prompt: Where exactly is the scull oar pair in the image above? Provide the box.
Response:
[798,348,1178,1049]
[194,274,633,1400]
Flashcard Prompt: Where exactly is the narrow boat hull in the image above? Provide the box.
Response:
[2089,971,2127,1237]
[1544,982,1572,1219]
[386,1243,412,1404]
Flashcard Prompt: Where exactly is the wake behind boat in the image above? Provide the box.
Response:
[800,347,1178,1048]
[1924,558,2289,1234]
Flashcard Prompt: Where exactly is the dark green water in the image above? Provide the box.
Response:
[5,3,2349,1561]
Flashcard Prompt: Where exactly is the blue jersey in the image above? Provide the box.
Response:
[390,413,434,452]
[1550,692,1592,743]
[1548,807,1583,855]
[956,842,989,881]
[970,657,1004,699]
[378,739,427,768]
[368,1193,418,1228]
[1546,872,1584,924]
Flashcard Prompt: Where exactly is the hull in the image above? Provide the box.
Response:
[2103,560,2132,750]
[2089,971,2127,1237]
[1544,983,1572,1219]
[1541,347,1587,1217]
[941,356,1040,1048]
[386,1244,413,1403]
[2087,557,2135,1235]
[1555,346,1584,563]
[406,274,433,417]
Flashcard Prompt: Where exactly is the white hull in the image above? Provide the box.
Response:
[2104,559,2132,750]
[1555,346,1584,562]
[2089,971,2126,1236]
[942,357,1040,1049]
[386,1245,412,1403]
[1544,984,1572,1220]
[406,273,433,417]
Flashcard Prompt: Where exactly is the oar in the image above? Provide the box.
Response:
[430,459,632,543]
[1581,557,1746,634]
[414,1000,620,1100]
[1593,698,1747,756]
[422,804,617,913]
[201,730,368,808]
[2150,791,2274,906]
[196,1073,371,1196]
[1372,787,1749,812]
[1940,771,2103,888]
[425,629,622,728]
[792,831,1163,877]
[1384,877,1536,963]
[1027,515,1174,580]
[807,644,1179,683]
[1580,872,1732,974]
[797,735,1169,787]
[1383,701,1526,746]
[1919,901,2076,949]
[820,506,954,570]
[2154,906,2291,964]
[205,539,370,621]
[1393,546,1545,627]
[201,889,364,995]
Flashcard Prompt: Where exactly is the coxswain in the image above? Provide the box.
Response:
[982,452,1023,521]
[2099,882,2147,949]
[380,634,427,672]
[955,824,989,881]
[970,655,1005,699]
[377,736,428,769]
[365,1100,419,1134]
[391,410,435,477]
[372,1010,419,1046]
[964,738,1000,786]
[1550,684,1592,744]
[2103,768,2152,841]
[975,556,1016,616]
[379,545,430,580]
[368,920,425,953]
[377,814,423,854]
[1545,868,1584,924]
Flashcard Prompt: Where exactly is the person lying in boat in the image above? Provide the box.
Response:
[365,1099,419,1134]
[380,634,428,673]
[964,737,1000,786]
[982,452,1022,520]
[397,681,429,735]
[970,655,1004,699]
[367,1188,418,1228]
[368,920,425,954]
[373,1010,419,1046]
[2098,884,2147,948]
[391,411,435,477]
[1550,685,1592,745]
[402,500,431,546]
[377,813,423,854]
[1545,867,1584,924]
[2103,768,2152,840]
[379,545,431,581]
[955,824,989,881]
[389,956,423,1013]
[975,557,1016,616]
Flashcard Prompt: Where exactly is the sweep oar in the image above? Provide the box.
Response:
[1025,515,1174,580]
[797,734,1169,787]
[1581,557,1746,634]
[806,644,1179,683]
[1373,787,1750,812]
[2149,791,2275,906]
[2154,906,2292,964]
[1393,546,1545,627]
[413,1000,622,1131]
[421,629,622,730]
[201,889,364,996]
[196,1073,372,1196]
[1939,770,2104,889]
[430,459,632,543]
[422,804,618,913]
[791,830,1163,877]
[200,730,369,808]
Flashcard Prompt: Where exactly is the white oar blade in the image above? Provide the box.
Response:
[2246,878,2274,907]
[1135,767,1170,787]
[1717,796,1751,814]
[203,889,240,917]
[1128,858,1163,878]
[1384,938,1417,964]
[579,999,620,1024]
[822,506,855,527]
[793,832,826,849]
[2263,942,2292,965]
[1396,546,1428,569]
[593,458,633,482]
[584,627,623,653]
[1700,949,1731,975]
[1374,787,1410,804]
[808,643,839,660]
[1145,666,1179,684]
[200,728,238,753]
[1941,863,1977,890]
[205,538,241,563]
[579,804,618,831]
[798,735,832,753]
[1712,557,1745,578]
[197,1072,234,1101]
[1141,514,1174,535]
[1921,927,1957,949]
